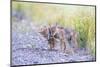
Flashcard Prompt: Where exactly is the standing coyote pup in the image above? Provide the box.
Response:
[39,24,79,53]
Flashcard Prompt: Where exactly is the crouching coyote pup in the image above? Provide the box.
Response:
[39,24,79,53]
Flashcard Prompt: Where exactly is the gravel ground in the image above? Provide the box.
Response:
[12,29,95,66]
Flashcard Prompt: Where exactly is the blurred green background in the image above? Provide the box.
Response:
[12,1,96,56]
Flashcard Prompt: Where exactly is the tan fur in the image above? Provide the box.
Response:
[39,24,79,53]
